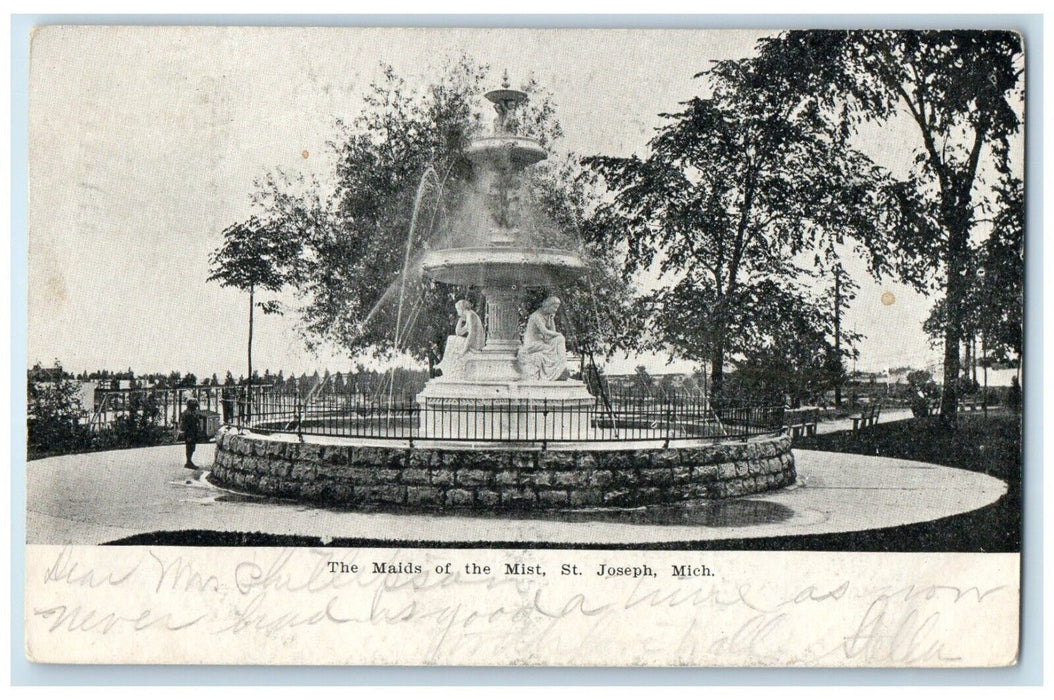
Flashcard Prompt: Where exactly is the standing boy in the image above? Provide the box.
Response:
[180,398,202,469]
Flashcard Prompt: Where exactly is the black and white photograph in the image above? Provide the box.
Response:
[22,25,1026,667]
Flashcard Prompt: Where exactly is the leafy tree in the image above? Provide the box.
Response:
[107,390,168,448]
[723,279,860,407]
[208,215,302,412]
[585,56,887,403]
[250,59,487,369]
[751,30,1024,423]
[978,177,1024,362]
[924,177,1023,394]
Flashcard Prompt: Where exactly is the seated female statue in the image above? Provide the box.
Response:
[436,299,485,379]
[517,296,568,381]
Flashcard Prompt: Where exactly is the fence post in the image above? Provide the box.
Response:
[542,398,549,452]
[408,402,415,449]
[295,392,303,441]
[664,397,672,448]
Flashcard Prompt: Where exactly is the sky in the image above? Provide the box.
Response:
[28,26,1009,379]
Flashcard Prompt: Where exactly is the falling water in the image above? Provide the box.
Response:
[385,163,451,413]
[583,268,620,436]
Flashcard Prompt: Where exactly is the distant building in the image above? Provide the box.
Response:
[75,381,97,409]
[886,368,913,386]
[984,368,1019,388]
[846,371,886,386]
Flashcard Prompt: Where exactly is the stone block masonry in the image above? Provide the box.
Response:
[210,428,795,511]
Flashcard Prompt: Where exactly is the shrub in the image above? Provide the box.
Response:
[27,367,91,457]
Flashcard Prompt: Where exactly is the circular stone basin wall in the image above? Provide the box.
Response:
[210,427,795,510]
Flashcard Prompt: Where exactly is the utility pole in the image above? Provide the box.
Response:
[971,335,978,384]
[833,267,843,408]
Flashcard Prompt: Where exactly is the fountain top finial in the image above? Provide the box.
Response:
[485,75,529,136]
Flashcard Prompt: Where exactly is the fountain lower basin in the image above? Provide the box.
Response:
[210,427,797,511]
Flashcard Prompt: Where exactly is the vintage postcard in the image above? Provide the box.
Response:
[24,25,1024,667]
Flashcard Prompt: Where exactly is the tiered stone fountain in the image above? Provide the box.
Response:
[415,84,594,438]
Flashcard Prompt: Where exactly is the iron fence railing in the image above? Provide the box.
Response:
[235,384,785,444]
[88,384,269,433]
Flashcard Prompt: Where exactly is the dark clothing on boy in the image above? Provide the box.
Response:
[180,408,202,468]
[221,387,235,423]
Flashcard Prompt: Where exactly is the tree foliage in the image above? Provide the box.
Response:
[208,215,302,299]
[978,177,1024,361]
[723,278,861,407]
[584,54,887,401]
[924,176,1023,368]
[751,30,1024,422]
[27,361,189,458]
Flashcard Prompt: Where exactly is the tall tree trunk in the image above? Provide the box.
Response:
[709,299,730,408]
[940,221,969,426]
[982,331,989,416]
[710,343,724,408]
[247,285,254,419]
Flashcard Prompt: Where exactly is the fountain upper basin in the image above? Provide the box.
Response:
[465,136,548,169]
[420,246,588,286]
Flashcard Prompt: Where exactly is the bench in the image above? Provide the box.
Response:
[785,407,819,439]
[851,404,881,432]
[912,400,940,417]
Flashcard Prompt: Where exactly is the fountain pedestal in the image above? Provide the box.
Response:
[417,281,594,439]
[462,285,521,382]
[416,380,595,441]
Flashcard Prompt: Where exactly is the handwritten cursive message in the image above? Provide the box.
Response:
[25,546,1019,667]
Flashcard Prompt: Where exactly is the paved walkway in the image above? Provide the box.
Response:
[812,407,913,434]
[26,440,1006,546]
